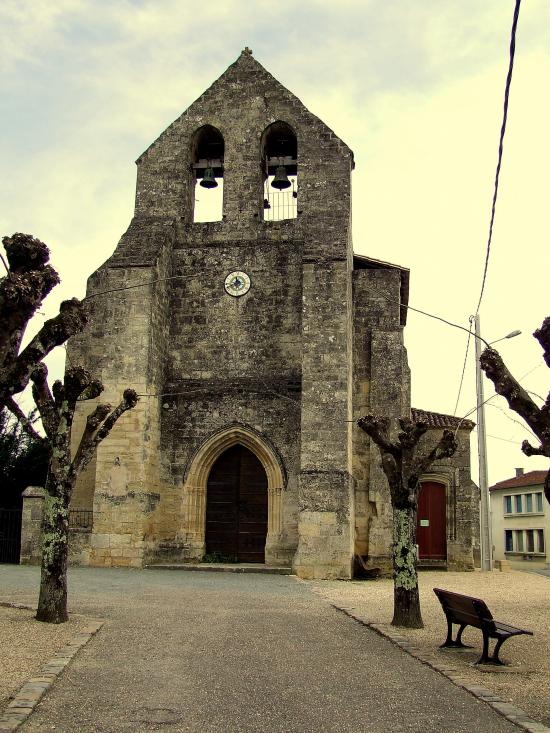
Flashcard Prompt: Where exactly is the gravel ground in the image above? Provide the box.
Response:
[0,566,521,733]
[308,569,550,728]
[0,604,89,714]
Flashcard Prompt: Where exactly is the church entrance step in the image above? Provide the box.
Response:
[145,563,292,575]
[417,561,448,571]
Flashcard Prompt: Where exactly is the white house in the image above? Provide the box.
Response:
[490,469,548,570]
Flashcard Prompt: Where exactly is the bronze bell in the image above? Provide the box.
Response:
[271,165,291,190]
[200,167,218,189]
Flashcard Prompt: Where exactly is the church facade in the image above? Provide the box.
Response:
[65,50,479,578]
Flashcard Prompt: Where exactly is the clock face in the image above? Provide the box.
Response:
[224,270,251,297]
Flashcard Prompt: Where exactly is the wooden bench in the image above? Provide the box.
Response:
[433,587,533,665]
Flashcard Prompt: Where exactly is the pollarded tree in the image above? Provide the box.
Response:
[480,317,550,503]
[31,363,138,623]
[1,232,138,623]
[357,416,457,628]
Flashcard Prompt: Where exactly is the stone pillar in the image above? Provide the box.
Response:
[178,483,206,561]
[20,486,45,565]
[295,261,354,579]
[265,485,285,566]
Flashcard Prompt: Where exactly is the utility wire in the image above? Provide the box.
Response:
[474,0,522,315]
[84,270,492,346]
[453,316,474,415]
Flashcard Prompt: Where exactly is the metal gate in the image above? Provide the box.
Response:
[0,509,22,563]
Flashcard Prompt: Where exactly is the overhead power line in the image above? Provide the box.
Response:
[453,316,474,416]
[474,0,522,315]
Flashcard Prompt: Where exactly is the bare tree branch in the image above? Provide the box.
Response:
[398,419,428,449]
[79,380,103,402]
[534,316,550,368]
[357,415,399,456]
[4,396,45,443]
[0,234,59,367]
[522,440,547,458]
[0,297,87,407]
[481,319,550,504]
[92,389,139,448]
[73,389,139,475]
[480,347,548,443]
[70,403,111,476]
[30,364,57,437]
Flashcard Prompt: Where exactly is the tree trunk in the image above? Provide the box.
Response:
[35,484,70,623]
[391,507,423,628]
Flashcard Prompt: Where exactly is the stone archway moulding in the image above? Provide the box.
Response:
[179,425,286,561]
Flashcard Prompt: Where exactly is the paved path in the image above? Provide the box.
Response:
[1,566,520,733]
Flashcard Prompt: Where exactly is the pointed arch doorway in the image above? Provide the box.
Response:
[205,444,268,562]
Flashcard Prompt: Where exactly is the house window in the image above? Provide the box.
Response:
[504,495,512,514]
[525,493,533,513]
[505,530,513,552]
[516,530,524,552]
[537,529,545,553]
[261,121,297,222]
[515,495,523,513]
[191,125,224,223]
[536,492,543,512]
[526,529,535,553]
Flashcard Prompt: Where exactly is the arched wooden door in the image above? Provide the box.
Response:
[205,444,268,562]
[417,481,447,560]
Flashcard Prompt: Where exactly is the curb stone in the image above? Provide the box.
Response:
[332,605,550,733]
[0,603,103,733]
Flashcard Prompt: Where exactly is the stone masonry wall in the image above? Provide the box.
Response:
[68,223,173,567]
[352,267,410,573]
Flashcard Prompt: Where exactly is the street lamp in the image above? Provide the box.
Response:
[473,315,521,571]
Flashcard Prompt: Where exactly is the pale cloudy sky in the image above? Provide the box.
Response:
[1,0,549,485]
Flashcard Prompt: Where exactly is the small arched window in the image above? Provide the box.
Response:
[192,125,224,222]
[261,122,297,221]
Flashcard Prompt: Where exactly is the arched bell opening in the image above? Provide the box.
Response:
[261,121,297,221]
[191,125,224,222]
[205,444,268,562]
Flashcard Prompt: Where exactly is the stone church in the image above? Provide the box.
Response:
[62,49,478,578]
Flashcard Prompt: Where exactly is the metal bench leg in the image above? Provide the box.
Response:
[476,633,505,665]
[440,620,472,649]
[440,617,455,647]
[477,632,491,664]
[491,638,506,665]
[455,624,472,648]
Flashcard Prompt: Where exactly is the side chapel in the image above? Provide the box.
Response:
[66,50,479,578]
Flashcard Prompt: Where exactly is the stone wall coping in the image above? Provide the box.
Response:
[22,486,46,499]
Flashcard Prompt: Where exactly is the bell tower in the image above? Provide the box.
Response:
[69,49,360,577]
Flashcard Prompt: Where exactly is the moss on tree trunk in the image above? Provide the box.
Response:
[35,490,69,623]
[392,508,423,628]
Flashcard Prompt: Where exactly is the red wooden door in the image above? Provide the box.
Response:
[417,481,447,560]
[205,445,268,562]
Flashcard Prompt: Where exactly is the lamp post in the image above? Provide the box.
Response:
[473,315,521,571]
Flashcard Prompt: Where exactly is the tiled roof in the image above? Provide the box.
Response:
[411,408,475,431]
[489,470,548,492]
